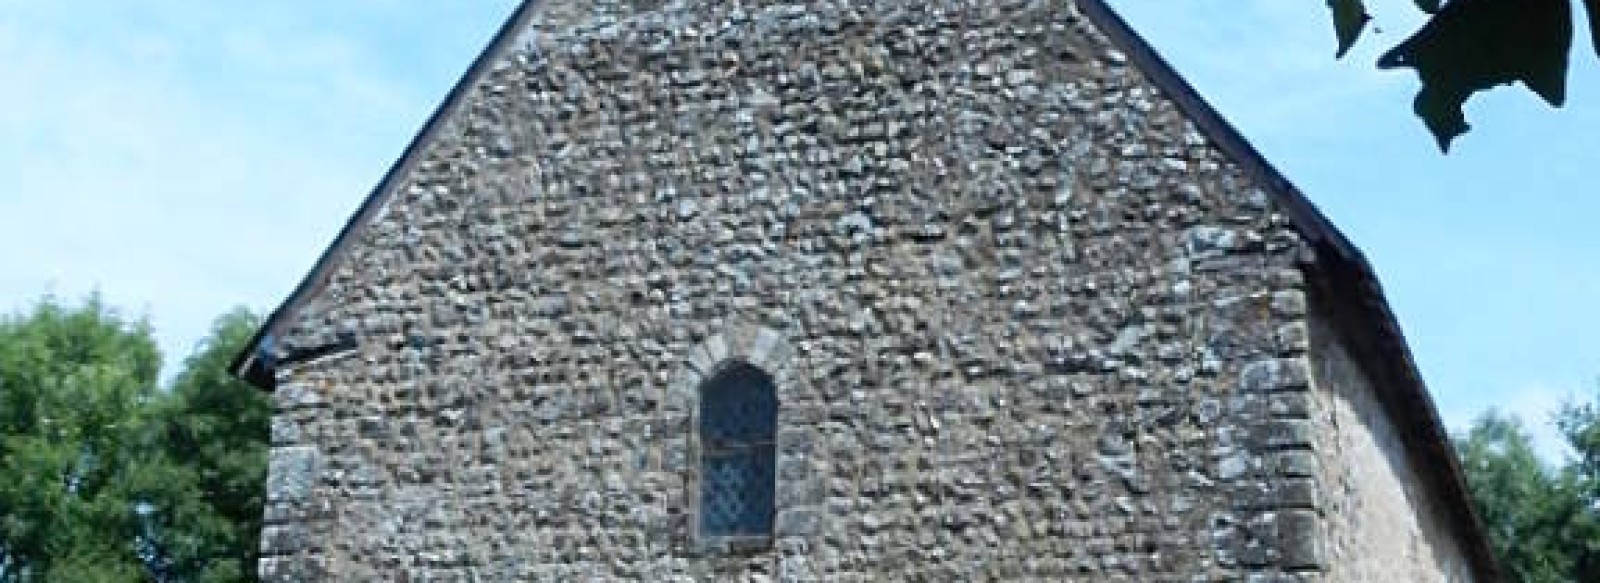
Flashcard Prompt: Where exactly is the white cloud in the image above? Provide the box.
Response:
[1442,382,1581,463]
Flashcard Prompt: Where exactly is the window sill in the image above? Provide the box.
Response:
[692,534,774,556]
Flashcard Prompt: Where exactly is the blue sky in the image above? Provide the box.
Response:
[2,2,1595,457]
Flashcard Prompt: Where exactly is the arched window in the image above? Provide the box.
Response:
[698,362,778,538]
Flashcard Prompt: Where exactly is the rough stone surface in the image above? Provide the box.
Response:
[255,0,1476,580]
[265,446,319,502]
[1307,301,1477,582]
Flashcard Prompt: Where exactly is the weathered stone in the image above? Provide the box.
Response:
[1279,509,1325,570]
[1240,358,1311,393]
[773,507,821,538]
[1274,451,1319,478]
[1185,225,1239,257]
[1269,391,1314,419]
[1262,420,1315,451]
[243,0,1489,580]
[265,446,319,503]
[1279,478,1321,510]
[259,524,309,555]
[1308,302,1482,580]
[269,417,300,446]
[1272,290,1308,318]
[258,555,326,583]
[1216,452,1252,481]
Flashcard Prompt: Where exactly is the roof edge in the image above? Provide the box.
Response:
[231,2,1500,575]
[228,0,540,386]
[1071,0,1499,578]
[1073,0,1361,265]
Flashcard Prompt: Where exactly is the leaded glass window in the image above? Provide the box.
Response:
[698,362,777,538]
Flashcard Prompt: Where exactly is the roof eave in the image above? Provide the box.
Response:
[227,2,1501,576]
[227,0,541,388]
[1071,0,1499,578]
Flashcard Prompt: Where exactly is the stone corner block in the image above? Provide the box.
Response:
[1278,509,1325,570]
[259,555,327,583]
[1240,357,1310,394]
[266,445,321,503]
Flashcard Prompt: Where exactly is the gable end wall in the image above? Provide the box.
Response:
[251,1,1474,580]
[1306,278,1478,582]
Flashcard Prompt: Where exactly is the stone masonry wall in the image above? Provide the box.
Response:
[1307,301,1476,582]
[259,1,1329,580]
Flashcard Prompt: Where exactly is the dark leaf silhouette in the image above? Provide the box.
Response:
[1328,0,1373,58]
[1586,0,1600,60]
[1376,0,1572,151]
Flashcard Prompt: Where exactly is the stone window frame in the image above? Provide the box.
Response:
[694,360,779,548]
[671,325,802,554]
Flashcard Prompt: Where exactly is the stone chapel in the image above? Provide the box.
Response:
[232,0,1498,580]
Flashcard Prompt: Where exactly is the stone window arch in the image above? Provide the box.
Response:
[674,325,809,552]
[697,361,777,538]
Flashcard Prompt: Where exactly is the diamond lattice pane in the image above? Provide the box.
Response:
[700,449,776,536]
[698,362,778,537]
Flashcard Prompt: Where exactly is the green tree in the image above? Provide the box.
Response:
[1324,0,1600,151]
[0,298,270,582]
[155,309,271,583]
[1457,405,1600,581]
[1553,394,1600,577]
[0,296,167,580]
[1457,413,1579,581]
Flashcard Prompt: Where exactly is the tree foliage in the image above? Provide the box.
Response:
[0,297,268,582]
[156,309,271,582]
[1457,404,1600,581]
[7,294,1600,582]
[1553,396,1600,576]
[1326,0,1600,151]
